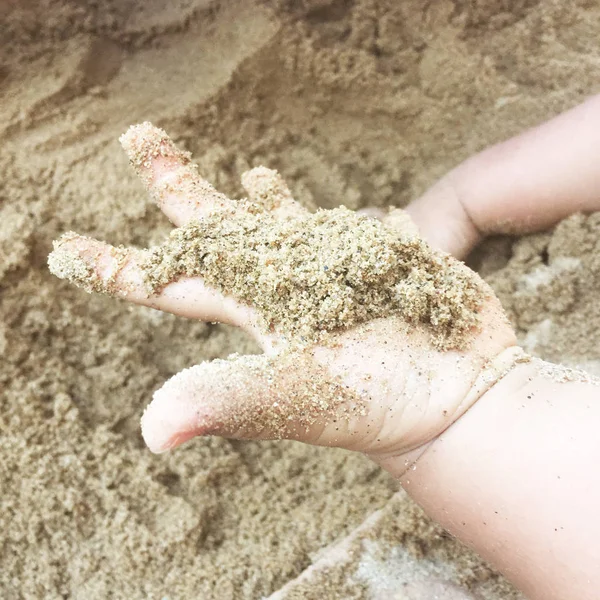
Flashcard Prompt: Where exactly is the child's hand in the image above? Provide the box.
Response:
[406,94,600,259]
[49,124,516,474]
[48,99,600,598]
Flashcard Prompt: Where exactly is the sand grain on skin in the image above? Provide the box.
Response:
[146,352,368,444]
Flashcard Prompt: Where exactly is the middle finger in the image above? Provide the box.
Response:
[119,122,236,226]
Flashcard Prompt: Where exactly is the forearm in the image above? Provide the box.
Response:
[408,93,600,258]
[396,360,600,600]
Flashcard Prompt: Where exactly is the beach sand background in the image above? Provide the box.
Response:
[2,1,600,598]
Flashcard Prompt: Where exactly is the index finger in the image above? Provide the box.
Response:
[119,122,236,226]
[48,232,252,327]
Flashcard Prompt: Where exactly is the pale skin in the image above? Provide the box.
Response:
[51,95,600,600]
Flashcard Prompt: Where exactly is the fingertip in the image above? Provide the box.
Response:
[241,166,307,218]
[48,233,146,297]
[141,410,198,454]
[48,232,101,293]
[141,372,206,453]
[119,122,191,186]
[241,166,287,200]
[119,122,167,161]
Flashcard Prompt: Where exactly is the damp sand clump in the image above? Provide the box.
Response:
[140,204,484,349]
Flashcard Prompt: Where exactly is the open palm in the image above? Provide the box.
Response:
[49,123,517,472]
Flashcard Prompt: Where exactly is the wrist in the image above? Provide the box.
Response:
[370,347,532,479]
[388,359,600,600]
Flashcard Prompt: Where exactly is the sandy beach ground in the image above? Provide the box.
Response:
[2,1,600,598]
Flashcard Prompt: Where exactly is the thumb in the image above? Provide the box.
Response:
[404,177,481,260]
[141,352,367,453]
